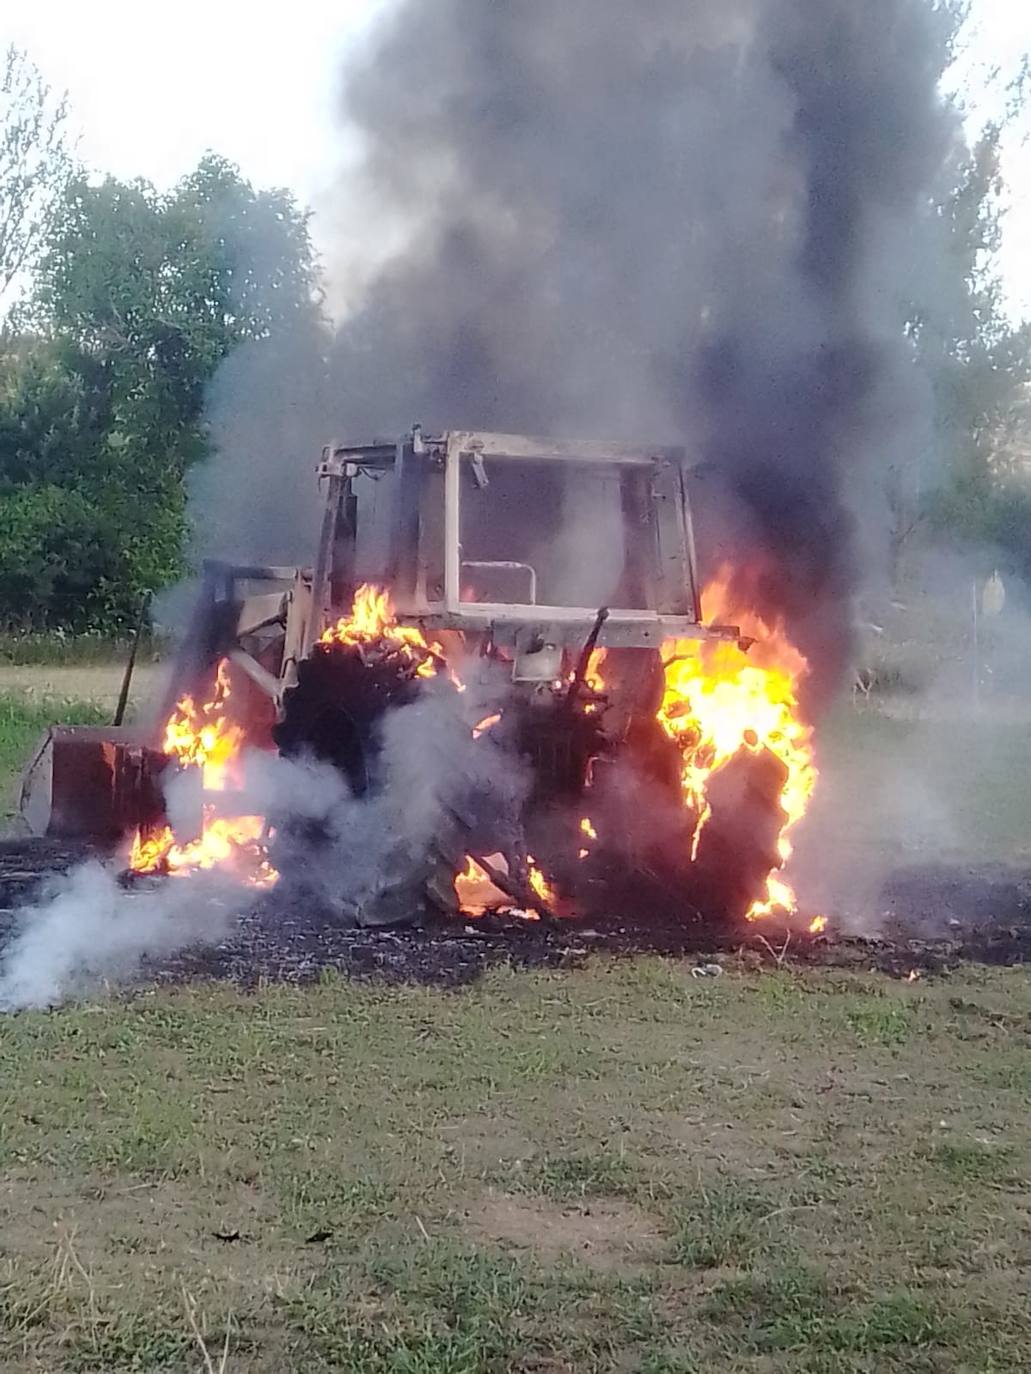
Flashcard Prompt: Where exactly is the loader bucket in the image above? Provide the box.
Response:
[19,726,167,842]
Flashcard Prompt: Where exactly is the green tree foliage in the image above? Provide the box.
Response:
[0,45,73,320]
[0,154,321,628]
[919,127,1031,486]
[892,5,1031,577]
[920,118,1031,578]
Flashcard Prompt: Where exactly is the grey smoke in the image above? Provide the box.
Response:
[185,0,963,706]
[0,670,524,1009]
[191,320,330,567]
[264,672,528,919]
[317,0,958,706]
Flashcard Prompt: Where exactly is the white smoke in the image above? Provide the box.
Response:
[0,748,350,1011]
[0,677,522,1010]
[0,864,247,1011]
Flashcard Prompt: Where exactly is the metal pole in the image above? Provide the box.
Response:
[680,466,703,623]
[306,472,342,657]
[444,441,461,612]
[972,579,980,711]
[113,593,150,727]
[568,606,610,710]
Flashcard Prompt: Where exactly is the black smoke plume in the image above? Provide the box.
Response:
[325,0,957,705]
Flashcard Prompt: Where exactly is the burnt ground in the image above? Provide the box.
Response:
[2,837,1031,987]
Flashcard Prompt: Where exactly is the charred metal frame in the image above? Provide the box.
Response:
[165,427,736,715]
[176,428,737,710]
[317,428,736,651]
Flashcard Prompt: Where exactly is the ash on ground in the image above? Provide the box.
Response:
[3,839,1031,991]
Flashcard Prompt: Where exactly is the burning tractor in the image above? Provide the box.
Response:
[19,428,820,931]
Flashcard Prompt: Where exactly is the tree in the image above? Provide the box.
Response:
[885,13,1031,582]
[0,45,73,320]
[0,156,323,629]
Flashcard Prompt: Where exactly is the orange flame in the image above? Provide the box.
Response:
[657,569,817,922]
[454,854,509,916]
[586,648,607,692]
[161,661,244,790]
[130,816,276,885]
[453,852,552,921]
[320,584,444,679]
[577,817,596,861]
[527,857,554,907]
[131,576,821,927]
[129,659,276,885]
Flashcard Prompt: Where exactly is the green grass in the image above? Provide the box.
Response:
[0,693,109,817]
[822,707,1031,858]
[0,675,1030,1367]
[0,630,167,666]
[0,964,1029,1371]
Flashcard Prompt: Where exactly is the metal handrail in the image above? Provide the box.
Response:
[460,560,538,605]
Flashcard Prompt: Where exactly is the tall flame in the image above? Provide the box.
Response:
[657,569,817,921]
[129,659,275,885]
[160,660,244,790]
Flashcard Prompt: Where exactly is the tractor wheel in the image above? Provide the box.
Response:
[271,644,462,927]
[273,642,424,794]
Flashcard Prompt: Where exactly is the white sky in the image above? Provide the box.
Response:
[3,0,1030,316]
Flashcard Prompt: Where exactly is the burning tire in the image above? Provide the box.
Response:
[274,642,424,795]
[271,641,462,927]
[692,742,790,923]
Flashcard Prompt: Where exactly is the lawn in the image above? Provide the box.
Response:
[0,962,1029,1371]
[1,690,1030,1369]
[0,695,109,820]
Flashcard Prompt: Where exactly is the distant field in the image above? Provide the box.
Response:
[0,664,163,822]
[0,663,162,711]
[0,963,1028,1371]
[815,704,1031,862]
[0,633,168,668]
